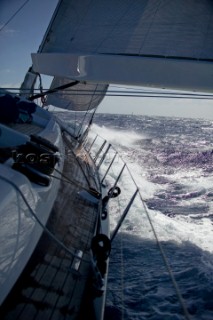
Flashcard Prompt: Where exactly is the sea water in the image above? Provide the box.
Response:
[91,114,213,320]
[56,111,213,319]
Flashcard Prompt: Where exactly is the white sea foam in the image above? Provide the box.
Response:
[91,125,213,254]
[91,123,144,147]
[95,115,213,320]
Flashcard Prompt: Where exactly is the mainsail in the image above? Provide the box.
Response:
[31,0,213,100]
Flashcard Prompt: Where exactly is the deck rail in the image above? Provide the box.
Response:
[84,130,191,320]
[85,131,142,241]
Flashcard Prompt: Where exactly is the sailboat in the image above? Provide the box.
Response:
[1,0,213,319]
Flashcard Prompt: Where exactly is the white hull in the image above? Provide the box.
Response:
[0,97,110,319]
[0,107,64,305]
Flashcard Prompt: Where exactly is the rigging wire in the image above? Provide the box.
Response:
[118,158,192,320]
[76,84,100,138]
[137,192,192,319]
[42,94,213,100]
[0,174,90,263]
[111,165,125,320]
[0,0,30,33]
[3,86,213,96]
[2,87,213,100]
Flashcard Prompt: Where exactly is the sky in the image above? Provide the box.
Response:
[0,0,213,120]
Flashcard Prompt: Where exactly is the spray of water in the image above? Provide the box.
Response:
[91,124,213,253]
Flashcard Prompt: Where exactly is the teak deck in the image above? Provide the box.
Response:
[1,133,102,319]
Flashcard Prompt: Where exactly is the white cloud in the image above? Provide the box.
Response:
[0,82,21,89]
[0,25,17,34]
[1,69,12,74]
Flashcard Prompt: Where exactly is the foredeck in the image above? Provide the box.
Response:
[1,132,101,319]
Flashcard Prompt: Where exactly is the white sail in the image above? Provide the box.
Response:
[46,79,108,111]
[19,68,38,98]
[36,0,110,111]
[39,0,213,59]
[32,0,213,96]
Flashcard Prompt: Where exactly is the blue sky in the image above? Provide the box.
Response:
[0,0,213,119]
[0,0,58,87]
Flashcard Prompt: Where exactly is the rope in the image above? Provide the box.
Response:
[0,174,90,263]
[50,167,97,195]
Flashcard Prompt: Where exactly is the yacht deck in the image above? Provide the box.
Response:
[1,133,102,319]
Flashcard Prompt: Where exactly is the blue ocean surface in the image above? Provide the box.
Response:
[91,114,213,320]
[56,111,213,320]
